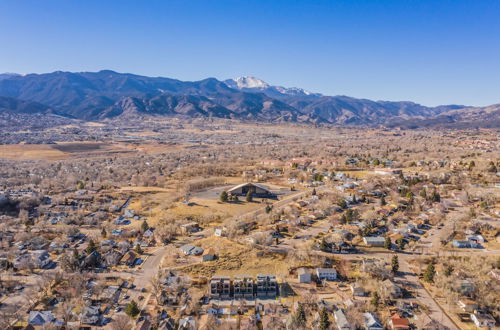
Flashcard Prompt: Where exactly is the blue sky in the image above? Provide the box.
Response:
[1,0,499,106]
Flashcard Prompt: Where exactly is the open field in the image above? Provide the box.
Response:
[0,144,69,161]
[177,237,292,277]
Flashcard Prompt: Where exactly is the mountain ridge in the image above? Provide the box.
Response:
[0,70,493,127]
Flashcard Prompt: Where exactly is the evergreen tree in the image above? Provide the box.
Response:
[420,189,427,199]
[141,220,149,233]
[444,265,453,277]
[384,236,392,250]
[319,307,330,330]
[135,244,143,254]
[294,303,306,327]
[391,255,399,273]
[371,291,380,307]
[396,238,405,250]
[319,238,329,252]
[86,239,97,254]
[312,188,317,196]
[431,191,441,202]
[380,196,387,206]
[424,263,436,283]
[125,300,140,317]
[219,191,228,203]
[101,227,107,238]
[246,190,253,202]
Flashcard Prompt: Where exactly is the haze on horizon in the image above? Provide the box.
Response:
[1,0,499,107]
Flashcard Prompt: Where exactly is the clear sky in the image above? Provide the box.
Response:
[1,0,499,106]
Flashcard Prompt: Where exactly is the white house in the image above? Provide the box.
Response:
[470,313,496,328]
[316,268,337,281]
[297,268,311,283]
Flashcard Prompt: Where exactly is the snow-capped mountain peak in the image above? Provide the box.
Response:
[224,76,322,98]
[233,76,270,89]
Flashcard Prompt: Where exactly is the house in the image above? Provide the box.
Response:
[334,309,351,330]
[120,251,137,266]
[256,274,277,297]
[209,276,231,299]
[364,312,383,330]
[202,248,216,262]
[28,311,55,326]
[180,222,200,234]
[466,234,485,243]
[101,239,117,247]
[457,299,479,312]
[470,313,496,328]
[351,283,366,296]
[233,276,254,298]
[383,279,403,299]
[80,306,100,325]
[363,236,386,247]
[389,314,410,329]
[316,268,337,281]
[297,268,311,283]
[32,250,51,268]
[227,182,272,197]
[178,316,196,329]
[14,250,51,269]
[143,228,155,238]
[180,244,204,256]
[103,249,123,267]
[452,240,480,248]
[80,250,102,269]
[102,285,121,303]
[124,209,135,218]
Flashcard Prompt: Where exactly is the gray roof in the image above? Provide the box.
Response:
[180,244,204,255]
[227,182,271,193]
[363,236,385,243]
[334,309,350,329]
[29,311,55,326]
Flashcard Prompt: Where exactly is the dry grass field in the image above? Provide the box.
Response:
[178,236,291,277]
[0,141,198,161]
[0,144,67,161]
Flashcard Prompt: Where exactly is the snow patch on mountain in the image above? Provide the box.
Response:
[224,76,321,97]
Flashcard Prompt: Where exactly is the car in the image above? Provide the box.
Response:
[115,307,122,312]
[123,295,130,299]
[129,284,136,289]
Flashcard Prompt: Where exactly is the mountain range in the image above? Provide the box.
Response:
[0,70,496,128]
